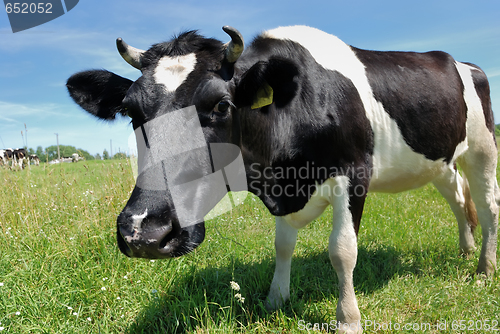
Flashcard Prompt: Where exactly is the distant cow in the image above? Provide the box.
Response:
[68,26,498,332]
[29,154,40,166]
[1,148,15,168]
[13,148,27,170]
[0,150,6,166]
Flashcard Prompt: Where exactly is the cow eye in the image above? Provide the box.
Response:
[215,100,231,113]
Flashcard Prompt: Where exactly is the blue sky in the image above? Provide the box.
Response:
[1,0,499,156]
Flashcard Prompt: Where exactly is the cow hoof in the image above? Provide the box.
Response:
[476,260,496,277]
[460,245,476,256]
[265,297,283,311]
[265,293,287,311]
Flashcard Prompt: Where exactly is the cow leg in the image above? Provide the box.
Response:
[266,180,332,309]
[266,216,298,309]
[432,166,477,254]
[459,152,499,276]
[328,176,363,333]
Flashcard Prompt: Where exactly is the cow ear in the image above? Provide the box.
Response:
[67,70,133,120]
[235,58,299,109]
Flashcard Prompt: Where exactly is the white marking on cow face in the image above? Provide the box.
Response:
[266,26,455,193]
[131,208,148,233]
[124,209,148,244]
[154,53,197,92]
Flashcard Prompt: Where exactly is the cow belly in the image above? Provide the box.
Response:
[369,159,447,193]
[368,121,467,194]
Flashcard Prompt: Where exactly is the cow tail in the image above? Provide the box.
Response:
[462,173,478,233]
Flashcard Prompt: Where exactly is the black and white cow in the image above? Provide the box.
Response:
[13,148,27,170]
[1,148,14,168]
[0,149,6,166]
[29,154,40,166]
[67,26,498,332]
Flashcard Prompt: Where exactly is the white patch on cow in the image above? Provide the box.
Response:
[131,209,148,233]
[455,62,492,150]
[265,26,461,194]
[154,53,197,92]
[124,209,148,244]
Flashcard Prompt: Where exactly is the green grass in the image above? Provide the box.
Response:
[0,160,499,333]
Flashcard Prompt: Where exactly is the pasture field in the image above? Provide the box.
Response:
[0,159,499,333]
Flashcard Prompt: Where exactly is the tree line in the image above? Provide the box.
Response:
[27,145,127,163]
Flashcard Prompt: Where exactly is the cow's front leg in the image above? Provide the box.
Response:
[329,176,364,333]
[266,216,298,309]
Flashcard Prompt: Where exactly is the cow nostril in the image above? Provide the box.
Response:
[116,226,133,257]
[158,227,176,249]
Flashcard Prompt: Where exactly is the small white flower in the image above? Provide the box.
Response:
[230,281,240,291]
[0,283,4,286]
[73,312,78,316]
[101,287,106,291]
[102,277,108,281]
[234,293,245,303]
[15,311,20,315]
[0,326,4,331]
[67,306,73,310]
[123,275,128,279]
[136,280,141,283]
[116,297,121,300]
[87,317,92,322]
[150,260,155,263]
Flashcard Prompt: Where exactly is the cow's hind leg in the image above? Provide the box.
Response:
[458,148,499,276]
[433,166,477,255]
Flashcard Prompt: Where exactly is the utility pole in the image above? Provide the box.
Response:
[24,123,28,150]
[54,133,60,160]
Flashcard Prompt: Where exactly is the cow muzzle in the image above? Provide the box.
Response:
[116,211,205,258]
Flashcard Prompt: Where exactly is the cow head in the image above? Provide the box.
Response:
[67,27,252,259]
[67,26,301,259]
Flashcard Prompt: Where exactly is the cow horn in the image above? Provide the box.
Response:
[116,38,144,70]
[222,26,244,63]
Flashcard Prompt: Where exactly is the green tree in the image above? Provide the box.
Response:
[95,153,102,160]
[495,124,500,137]
[113,152,127,160]
[35,146,46,163]
[102,149,110,160]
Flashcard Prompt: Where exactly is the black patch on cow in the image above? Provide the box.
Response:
[353,48,467,163]
[67,70,133,120]
[237,37,374,216]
